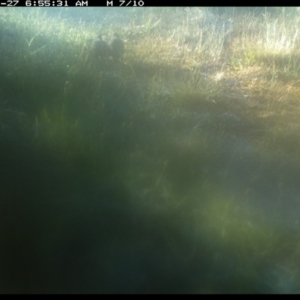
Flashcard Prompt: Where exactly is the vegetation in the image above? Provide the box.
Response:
[1,7,300,294]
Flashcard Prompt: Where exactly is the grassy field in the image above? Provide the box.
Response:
[1,7,300,293]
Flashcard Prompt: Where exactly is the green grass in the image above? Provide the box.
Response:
[2,7,300,293]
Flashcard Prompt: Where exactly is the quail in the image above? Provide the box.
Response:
[90,34,111,61]
[109,33,125,61]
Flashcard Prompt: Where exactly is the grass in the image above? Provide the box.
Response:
[1,7,300,294]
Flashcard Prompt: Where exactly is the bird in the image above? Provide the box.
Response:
[109,33,125,61]
[90,34,111,61]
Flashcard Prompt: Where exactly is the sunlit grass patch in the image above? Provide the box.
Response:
[200,192,285,261]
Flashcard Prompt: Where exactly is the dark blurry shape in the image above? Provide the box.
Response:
[223,29,239,52]
[90,34,111,61]
[109,33,125,61]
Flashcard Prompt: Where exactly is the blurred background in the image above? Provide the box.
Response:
[1,7,300,293]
